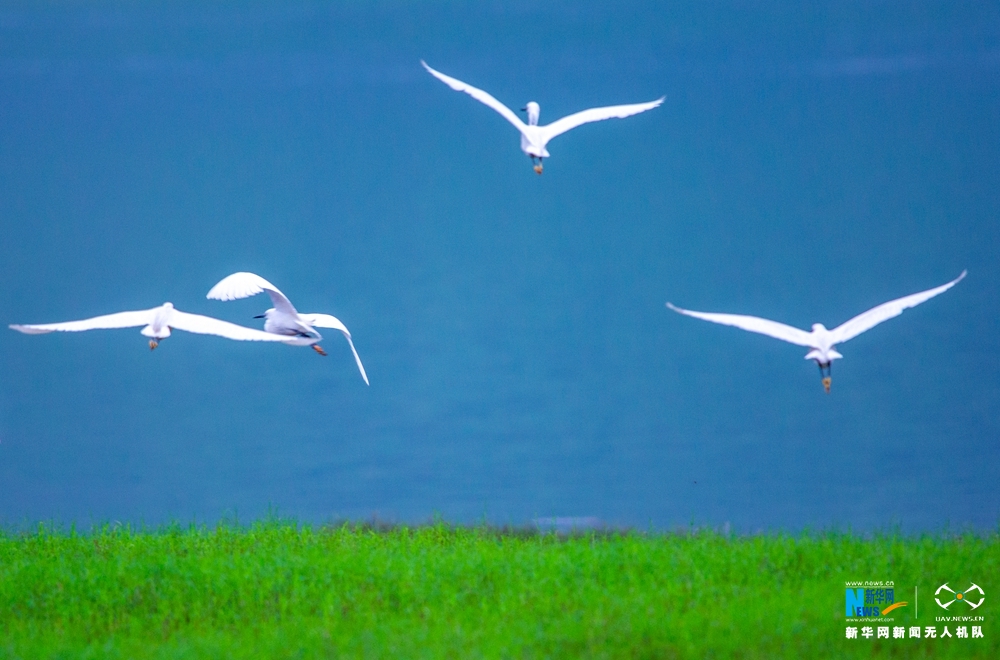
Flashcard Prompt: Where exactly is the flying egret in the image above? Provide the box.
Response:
[421,60,664,174]
[9,302,295,350]
[666,271,966,393]
[207,272,369,385]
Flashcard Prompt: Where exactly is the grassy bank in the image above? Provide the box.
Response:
[0,522,996,658]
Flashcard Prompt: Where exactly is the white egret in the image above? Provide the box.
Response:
[667,271,966,393]
[421,60,664,174]
[9,302,294,350]
[207,272,369,385]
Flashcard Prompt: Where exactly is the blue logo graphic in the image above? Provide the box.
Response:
[846,587,904,617]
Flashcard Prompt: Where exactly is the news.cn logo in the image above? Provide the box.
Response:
[935,583,985,610]
[845,584,907,617]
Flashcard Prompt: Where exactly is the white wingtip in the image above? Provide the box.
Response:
[207,272,282,301]
[346,336,369,386]
[9,324,51,335]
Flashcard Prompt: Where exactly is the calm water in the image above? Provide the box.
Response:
[1,2,998,531]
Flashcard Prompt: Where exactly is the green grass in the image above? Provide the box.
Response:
[0,522,996,659]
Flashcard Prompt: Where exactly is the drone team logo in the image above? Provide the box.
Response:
[935,583,985,610]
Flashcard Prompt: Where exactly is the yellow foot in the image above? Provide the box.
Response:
[312,345,328,356]
[822,377,831,394]
[149,340,159,351]
[533,164,543,174]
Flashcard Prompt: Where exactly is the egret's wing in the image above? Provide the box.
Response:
[830,270,967,344]
[168,310,293,342]
[300,313,351,334]
[9,309,155,335]
[666,303,815,347]
[207,272,298,316]
[422,61,528,136]
[301,313,370,385]
[540,97,664,143]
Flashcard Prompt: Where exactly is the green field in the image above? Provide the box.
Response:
[1,522,996,659]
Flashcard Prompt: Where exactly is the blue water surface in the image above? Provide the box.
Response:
[1,2,997,532]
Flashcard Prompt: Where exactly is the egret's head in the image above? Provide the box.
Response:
[253,308,275,320]
[811,323,827,333]
[520,102,540,126]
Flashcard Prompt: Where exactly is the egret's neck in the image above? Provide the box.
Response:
[150,302,174,335]
[526,102,540,126]
[810,323,834,351]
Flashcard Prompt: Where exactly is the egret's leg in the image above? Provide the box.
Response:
[818,362,832,393]
[312,344,328,356]
[149,339,159,351]
[533,157,543,175]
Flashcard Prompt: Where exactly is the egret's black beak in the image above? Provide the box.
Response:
[519,107,526,112]
[253,314,266,319]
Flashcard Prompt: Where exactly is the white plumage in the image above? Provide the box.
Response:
[421,60,663,173]
[207,272,369,385]
[9,302,294,350]
[667,271,966,392]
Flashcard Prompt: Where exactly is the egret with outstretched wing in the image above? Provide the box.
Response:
[10,302,295,350]
[422,61,663,174]
[207,272,369,385]
[667,271,966,392]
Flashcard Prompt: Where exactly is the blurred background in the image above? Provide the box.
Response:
[1,1,997,531]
